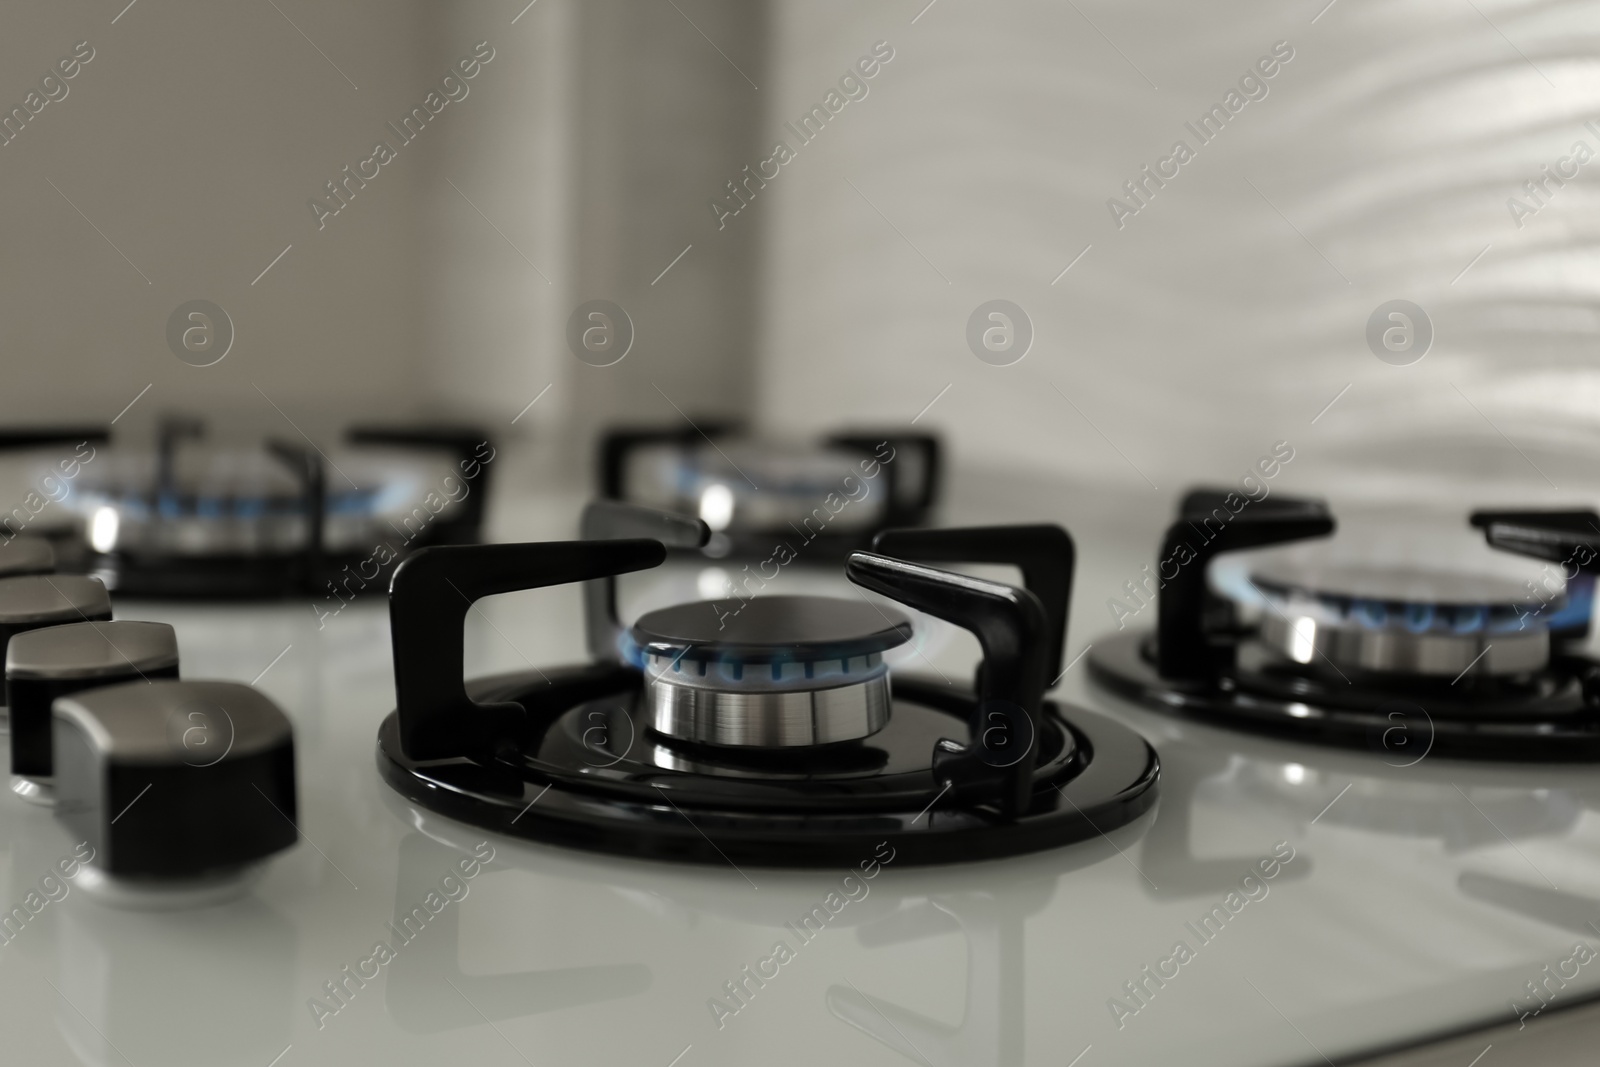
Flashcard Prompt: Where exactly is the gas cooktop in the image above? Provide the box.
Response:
[378,503,1158,866]
[1090,490,1600,759]
[0,469,1596,1066]
[597,424,941,560]
[0,418,495,600]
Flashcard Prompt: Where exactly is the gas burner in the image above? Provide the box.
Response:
[376,504,1158,866]
[1247,559,1554,677]
[598,424,941,559]
[28,416,494,598]
[1089,491,1600,759]
[629,595,910,747]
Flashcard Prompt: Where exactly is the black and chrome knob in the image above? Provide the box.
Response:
[0,535,56,578]
[6,621,179,804]
[52,680,297,896]
[0,575,112,708]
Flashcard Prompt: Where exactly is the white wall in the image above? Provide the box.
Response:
[0,1,437,438]
[756,0,1600,509]
[3,0,768,471]
[419,1,573,438]
[11,0,1597,516]
[424,0,770,475]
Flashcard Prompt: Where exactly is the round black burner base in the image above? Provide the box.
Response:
[1088,630,1600,761]
[375,668,1159,867]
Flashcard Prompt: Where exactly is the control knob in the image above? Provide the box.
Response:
[52,680,297,903]
[6,620,179,804]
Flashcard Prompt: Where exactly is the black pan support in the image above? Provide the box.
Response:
[0,427,110,451]
[860,524,1074,814]
[1157,489,1334,680]
[379,510,1160,863]
[1471,509,1600,568]
[871,525,1074,682]
[1473,508,1600,646]
[264,439,325,590]
[346,425,497,546]
[845,551,1047,816]
[156,415,206,498]
[828,432,942,527]
[579,501,710,660]
[389,536,665,761]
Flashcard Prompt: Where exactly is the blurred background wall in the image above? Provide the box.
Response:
[756,0,1600,508]
[3,0,1596,508]
[0,1,435,434]
[424,0,767,472]
[0,0,765,459]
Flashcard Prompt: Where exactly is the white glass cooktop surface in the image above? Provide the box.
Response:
[0,481,1594,1067]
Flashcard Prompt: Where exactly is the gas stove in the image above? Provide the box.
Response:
[377,502,1158,865]
[2,465,1599,1066]
[1089,490,1600,760]
[598,424,941,560]
[1,418,495,600]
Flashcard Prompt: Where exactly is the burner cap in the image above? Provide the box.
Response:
[1249,561,1551,616]
[629,595,912,664]
[629,595,913,748]
[1246,561,1551,677]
